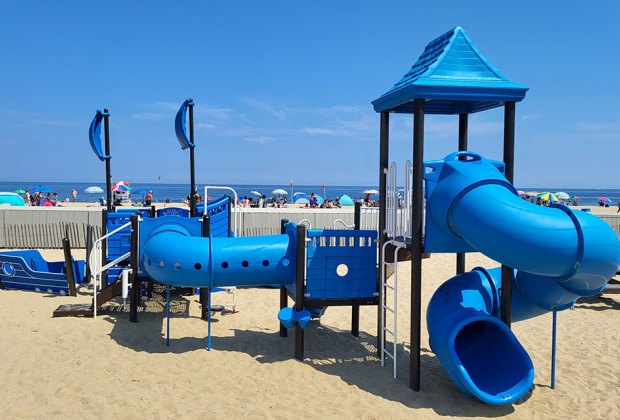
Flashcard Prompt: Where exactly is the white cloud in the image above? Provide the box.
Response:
[244,135,275,144]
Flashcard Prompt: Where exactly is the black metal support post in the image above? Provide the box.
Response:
[294,224,306,360]
[62,237,77,297]
[410,99,425,391]
[456,113,469,275]
[351,201,362,337]
[501,102,516,328]
[377,111,389,354]
[129,214,139,323]
[101,209,108,287]
[200,215,211,320]
[150,205,156,218]
[188,100,197,217]
[84,225,93,284]
[103,109,112,213]
[279,219,289,337]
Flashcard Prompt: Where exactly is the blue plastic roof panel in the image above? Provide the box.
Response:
[372,27,528,115]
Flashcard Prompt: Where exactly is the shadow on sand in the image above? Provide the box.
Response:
[104,301,526,417]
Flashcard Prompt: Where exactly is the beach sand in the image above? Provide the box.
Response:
[0,250,618,419]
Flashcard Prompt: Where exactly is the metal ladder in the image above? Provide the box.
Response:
[381,240,404,378]
[380,160,409,378]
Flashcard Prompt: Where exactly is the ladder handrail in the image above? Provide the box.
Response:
[380,239,405,379]
[332,219,354,229]
[89,220,132,318]
[299,219,312,229]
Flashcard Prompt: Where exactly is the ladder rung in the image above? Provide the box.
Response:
[383,284,394,291]
[383,306,394,314]
[383,327,394,336]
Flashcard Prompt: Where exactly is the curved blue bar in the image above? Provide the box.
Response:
[175,99,194,150]
[426,151,620,405]
[88,109,111,161]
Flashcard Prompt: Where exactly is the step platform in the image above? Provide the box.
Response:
[384,236,430,263]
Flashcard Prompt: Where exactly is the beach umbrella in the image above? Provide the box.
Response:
[250,190,262,197]
[598,197,612,203]
[30,184,43,191]
[111,184,131,192]
[14,189,26,194]
[361,189,379,195]
[114,180,131,186]
[555,192,570,200]
[84,186,104,194]
[294,193,310,204]
[38,186,52,193]
[339,194,355,206]
[272,188,288,195]
[315,194,325,205]
[538,192,559,203]
[293,192,307,198]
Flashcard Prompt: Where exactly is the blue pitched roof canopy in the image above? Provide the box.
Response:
[372,27,528,115]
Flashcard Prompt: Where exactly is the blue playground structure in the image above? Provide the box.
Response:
[372,26,620,405]
[0,243,85,296]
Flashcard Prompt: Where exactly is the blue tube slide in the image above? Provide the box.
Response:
[140,218,297,289]
[425,151,620,405]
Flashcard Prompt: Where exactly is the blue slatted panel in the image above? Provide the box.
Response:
[305,229,377,300]
[0,254,72,295]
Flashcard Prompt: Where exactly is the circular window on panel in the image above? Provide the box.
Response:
[2,262,15,276]
[336,264,349,277]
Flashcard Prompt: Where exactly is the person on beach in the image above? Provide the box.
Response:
[52,192,58,205]
[145,191,153,206]
[24,190,30,206]
[258,195,265,208]
[309,193,318,208]
[617,201,620,213]
[71,188,78,202]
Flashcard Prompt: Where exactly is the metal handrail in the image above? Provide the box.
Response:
[89,220,132,318]
[333,219,354,229]
[299,219,312,228]
[380,239,405,379]
[204,186,239,236]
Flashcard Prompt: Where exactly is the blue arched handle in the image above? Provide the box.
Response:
[88,109,111,161]
[175,99,195,150]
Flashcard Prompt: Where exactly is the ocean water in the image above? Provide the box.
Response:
[0,181,618,207]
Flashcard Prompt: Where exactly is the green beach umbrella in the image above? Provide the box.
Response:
[14,189,26,194]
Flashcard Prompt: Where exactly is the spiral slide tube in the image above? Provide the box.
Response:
[425,152,620,405]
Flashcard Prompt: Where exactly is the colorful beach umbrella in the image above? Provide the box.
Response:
[111,184,131,192]
[114,180,131,186]
[598,197,612,203]
[538,192,559,203]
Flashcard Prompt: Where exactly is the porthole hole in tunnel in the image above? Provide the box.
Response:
[221,262,229,269]
[194,263,202,270]
[262,260,270,267]
[242,260,249,268]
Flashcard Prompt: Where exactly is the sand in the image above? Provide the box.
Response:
[0,248,618,419]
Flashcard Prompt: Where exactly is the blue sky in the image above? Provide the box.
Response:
[0,1,618,188]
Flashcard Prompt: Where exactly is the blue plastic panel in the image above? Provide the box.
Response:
[88,109,111,161]
[305,229,377,299]
[175,99,194,150]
